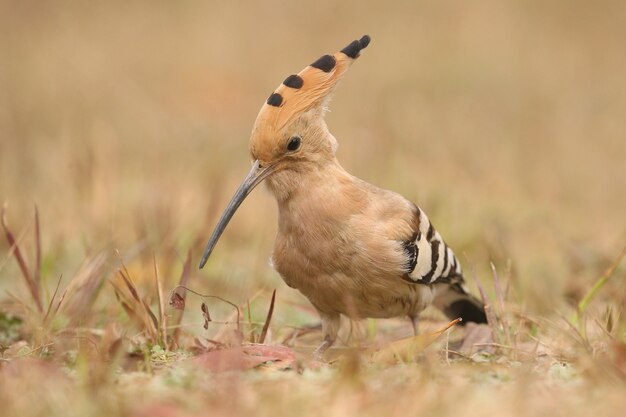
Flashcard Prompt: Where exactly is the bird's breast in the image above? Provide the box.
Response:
[271,216,356,286]
[270,209,429,318]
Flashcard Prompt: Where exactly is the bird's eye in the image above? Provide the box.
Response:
[287,136,301,152]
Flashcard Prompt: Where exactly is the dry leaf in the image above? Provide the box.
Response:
[193,344,296,372]
[170,292,185,310]
[201,302,211,329]
[242,344,296,363]
[172,250,192,345]
[457,323,494,355]
[369,318,461,365]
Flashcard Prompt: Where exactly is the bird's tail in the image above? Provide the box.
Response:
[432,280,488,325]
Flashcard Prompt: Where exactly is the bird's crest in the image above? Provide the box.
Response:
[253,35,371,134]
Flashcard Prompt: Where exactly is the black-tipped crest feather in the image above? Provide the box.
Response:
[283,74,304,89]
[266,92,283,107]
[341,34,371,58]
[310,54,336,72]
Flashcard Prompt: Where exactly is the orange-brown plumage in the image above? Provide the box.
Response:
[200,35,486,357]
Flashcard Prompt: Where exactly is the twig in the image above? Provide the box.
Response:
[170,285,241,330]
[43,274,63,324]
[111,282,143,328]
[555,313,592,352]
[491,262,512,348]
[491,262,505,314]
[466,260,498,341]
[115,253,159,337]
[247,299,253,342]
[1,205,43,313]
[503,259,513,303]
[445,326,451,365]
[577,243,626,320]
[258,289,276,344]
[172,250,192,345]
[153,254,167,349]
[471,342,518,350]
[0,221,30,273]
[442,349,470,359]
[51,287,68,324]
[34,205,42,286]
[12,342,55,358]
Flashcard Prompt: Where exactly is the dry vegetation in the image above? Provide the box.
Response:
[1,1,626,416]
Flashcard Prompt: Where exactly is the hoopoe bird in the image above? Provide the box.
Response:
[199,35,487,356]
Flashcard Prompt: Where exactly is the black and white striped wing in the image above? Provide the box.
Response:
[402,207,463,285]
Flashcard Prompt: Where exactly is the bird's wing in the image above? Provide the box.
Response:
[399,204,488,324]
[364,188,487,324]
[349,180,466,286]
[399,204,465,285]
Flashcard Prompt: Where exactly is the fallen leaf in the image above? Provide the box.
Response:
[369,318,461,365]
[201,302,211,329]
[132,403,191,417]
[169,292,186,310]
[242,344,296,363]
[193,344,296,372]
[456,322,494,355]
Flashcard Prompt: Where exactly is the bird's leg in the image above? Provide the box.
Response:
[313,312,340,360]
[409,314,419,336]
[312,335,334,359]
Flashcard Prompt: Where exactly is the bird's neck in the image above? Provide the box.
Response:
[265,157,354,204]
[269,158,368,237]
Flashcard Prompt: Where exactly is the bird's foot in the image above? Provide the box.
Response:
[312,336,334,361]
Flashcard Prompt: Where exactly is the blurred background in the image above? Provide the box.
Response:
[1,0,625,325]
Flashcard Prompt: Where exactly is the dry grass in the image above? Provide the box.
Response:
[1,0,625,416]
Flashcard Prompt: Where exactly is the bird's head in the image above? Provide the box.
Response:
[199,35,370,269]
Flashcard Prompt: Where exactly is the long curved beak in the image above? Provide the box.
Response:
[199,160,275,269]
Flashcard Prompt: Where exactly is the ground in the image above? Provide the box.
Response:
[1,1,625,416]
